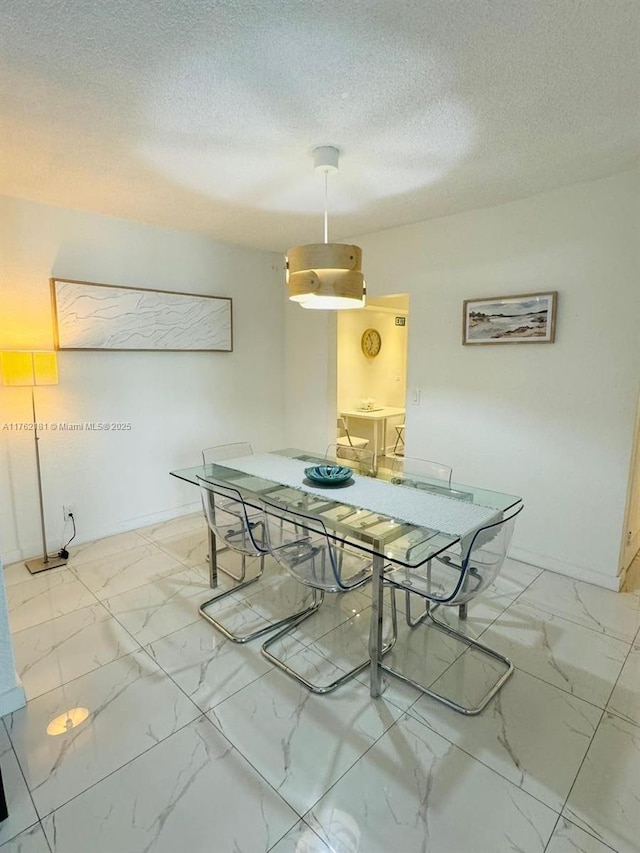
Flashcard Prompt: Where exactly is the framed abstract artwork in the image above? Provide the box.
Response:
[462,291,557,345]
[50,278,232,351]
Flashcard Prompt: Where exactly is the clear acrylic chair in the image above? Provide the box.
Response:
[261,498,386,693]
[201,442,256,581]
[336,417,369,449]
[391,455,452,487]
[380,504,524,714]
[326,443,377,477]
[391,455,453,617]
[198,479,317,643]
[202,441,253,467]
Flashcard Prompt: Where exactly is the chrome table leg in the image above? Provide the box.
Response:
[369,551,385,698]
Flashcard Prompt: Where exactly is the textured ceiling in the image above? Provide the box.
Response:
[1,0,638,251]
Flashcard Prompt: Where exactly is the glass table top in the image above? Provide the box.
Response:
[171,448,521,567]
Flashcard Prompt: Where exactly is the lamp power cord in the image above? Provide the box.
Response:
[59,512,76,560]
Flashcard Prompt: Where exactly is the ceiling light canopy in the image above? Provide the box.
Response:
[286,146,365,310]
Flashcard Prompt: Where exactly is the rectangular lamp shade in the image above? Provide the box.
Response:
[0,351,59,386]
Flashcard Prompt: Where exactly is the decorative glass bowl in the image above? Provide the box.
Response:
[304,465,353,485]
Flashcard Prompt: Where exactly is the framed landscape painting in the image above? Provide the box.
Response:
[463,291,557,345]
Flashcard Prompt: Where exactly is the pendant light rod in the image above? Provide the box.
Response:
[323,170,329,244]
[314,146,338,244]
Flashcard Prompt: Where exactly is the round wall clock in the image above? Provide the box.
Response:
[361,328,382,358]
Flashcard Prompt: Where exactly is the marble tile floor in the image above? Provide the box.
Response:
[1,516,639,853]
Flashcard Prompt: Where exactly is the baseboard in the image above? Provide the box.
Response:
[510,546,623,592]
[1,502,203,567]
[1,547,23,566]
[117,502,203,534]
[0,677,26,718]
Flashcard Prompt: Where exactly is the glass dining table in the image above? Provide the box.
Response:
[170,448,521,698]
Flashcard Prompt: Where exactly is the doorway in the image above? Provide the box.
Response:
[621,388,640,591]
[336,294,409,467]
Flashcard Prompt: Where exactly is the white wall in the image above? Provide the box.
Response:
[0,196,284,563]
[283,303,337,453]
[284,169,640,589]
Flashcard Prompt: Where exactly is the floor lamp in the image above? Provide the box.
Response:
[0,351,68,574]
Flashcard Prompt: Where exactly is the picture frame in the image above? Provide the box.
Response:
[50,278,233,352]
[462,291,557,345]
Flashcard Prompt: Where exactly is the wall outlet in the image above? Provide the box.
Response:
[63,504,75,521]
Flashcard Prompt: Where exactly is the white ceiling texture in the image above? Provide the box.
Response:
[1,0,638,251]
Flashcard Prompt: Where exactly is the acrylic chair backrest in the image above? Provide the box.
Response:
[262,499,372,593]
[392,456,453,488]
[202,442,253,466]
[325,443,376,477]
[198,478,266,557]
[435,504,524,605]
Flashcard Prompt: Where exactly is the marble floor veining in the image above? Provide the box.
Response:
[1,516,639,853]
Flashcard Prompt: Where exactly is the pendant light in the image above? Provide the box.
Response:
[286,146,365,310]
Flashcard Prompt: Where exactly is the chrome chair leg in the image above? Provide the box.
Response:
[263,587,396,695]
[205,526,248,585]
[403,558,432,627]
[404,590,431,627]
[199,553,263,641]
[381,597,513,715]
[216,523,264,583]
[199,553,308,644]
[216,553,248,583]
[458,602,468,620]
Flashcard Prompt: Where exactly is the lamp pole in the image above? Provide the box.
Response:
[0,351,68,575]
[31,387,50,565]
[24,383,67,574]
